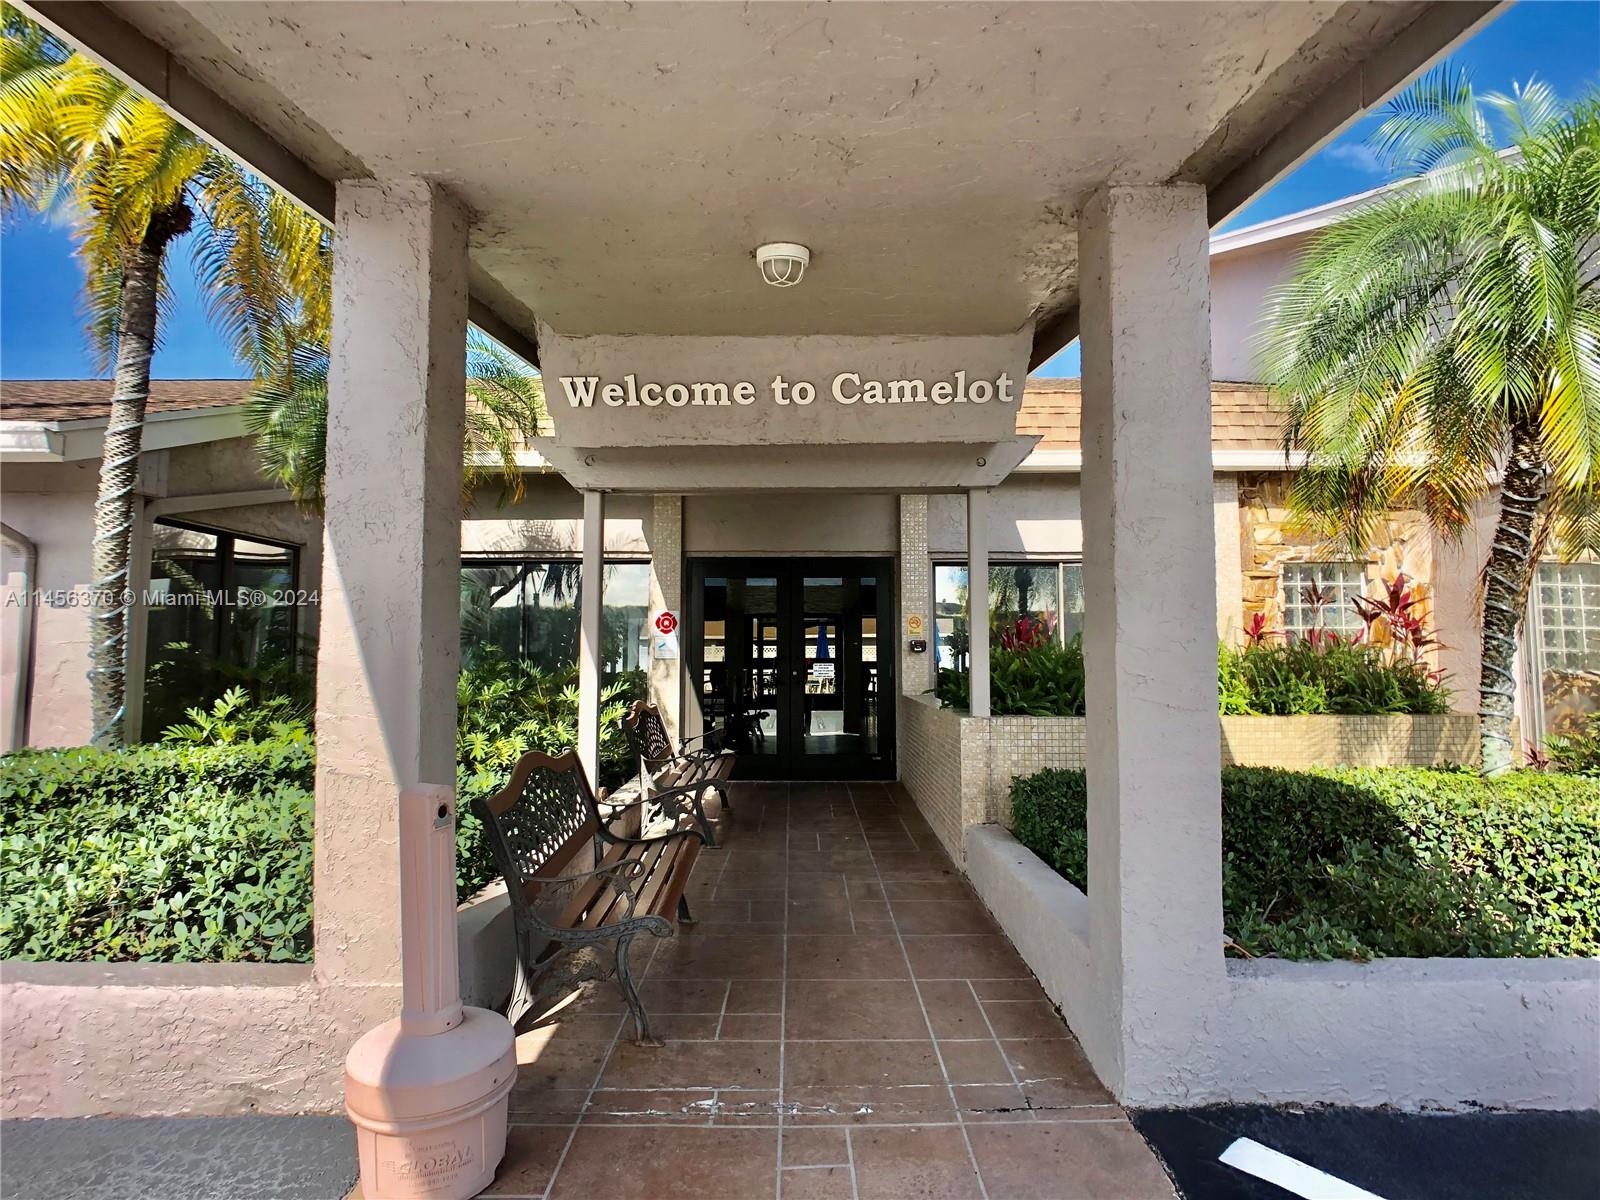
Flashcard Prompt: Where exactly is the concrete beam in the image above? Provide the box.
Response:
[313,177,468,987]
[20,0,542,369]
[1078,183,1226,1100]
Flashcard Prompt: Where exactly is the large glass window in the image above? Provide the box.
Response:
[143,521,300,734]
[459,558,650,685]
[1281,561,1366,639]
[1527,561,1600,738]
[933,561,1085,671]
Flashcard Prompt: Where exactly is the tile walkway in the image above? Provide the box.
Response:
[460,780,1178,1200]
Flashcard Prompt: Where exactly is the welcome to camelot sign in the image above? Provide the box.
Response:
[558,371,1019,409]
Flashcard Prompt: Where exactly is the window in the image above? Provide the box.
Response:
[1528,562,1600,739]
[932,561,1085,671]
[143,521,300,734]
[459,559,651,684]
[1280,562,1366,639]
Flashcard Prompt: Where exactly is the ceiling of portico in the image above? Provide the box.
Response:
[102,1,1450,352]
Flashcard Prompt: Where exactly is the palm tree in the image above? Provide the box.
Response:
[245,330,546,507]
[1257,66,1600,775]
[1,7,329,745]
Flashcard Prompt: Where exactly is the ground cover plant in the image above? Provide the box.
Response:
[1008,765,1600,960]
[938,576,1451,717]
[0,661,647,963]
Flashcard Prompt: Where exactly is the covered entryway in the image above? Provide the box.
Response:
[688,559,895,780]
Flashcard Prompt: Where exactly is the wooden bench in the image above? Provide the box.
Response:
[622,699,736,845]
[470,747,709,1046]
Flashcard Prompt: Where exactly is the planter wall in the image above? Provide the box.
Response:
[898,696,1479,845]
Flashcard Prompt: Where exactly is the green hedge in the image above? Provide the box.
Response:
[1008,766,1600,960]
[0,738,315,962]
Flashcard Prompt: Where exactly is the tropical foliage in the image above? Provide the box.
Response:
[1256,66,1600,773]
[0,6,329,745]
[245,331,547,507]
[1008,765,1600,961]
[937,578,1450,717]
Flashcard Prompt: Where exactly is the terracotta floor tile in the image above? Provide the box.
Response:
[728,979,784,1012]
[785,979,932,1040]
[645,1013,723,1040]
[718,1012,783,1040]
[636,979,733,1013]
[937,1039,1014,1085]
[982,1000,1071,1039]
[548,1126,779,1199]
[710,1089,783,1124]
[850,1126,986,1200]
[581,1088,716,1124]
[1000,1039,1117,1108]
[781,1127,851,1167]
[786,902,861,934]
[786,934,910,979]
[902,935,1030,980]
[917,980,991,1039]
[966,1121,1178,1199]
[512,1033,613,1092]
[645,932,786,979]
[954,1082,1037,1122]
[505,1086,591,1121]
[478,1125,573,1197]
[970,978,1051,1004]
[880,879,972,902]
[890,901,1002,935]
[782,1084,957,1125]
[780,1165,857,1198]
[784,1039,945,1088]
[599,1038,780,1090]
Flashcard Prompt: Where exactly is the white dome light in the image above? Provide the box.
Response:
[756,242,810,287]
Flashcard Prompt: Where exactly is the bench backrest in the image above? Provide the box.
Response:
[472,748,600,903]
[622,700,676,778]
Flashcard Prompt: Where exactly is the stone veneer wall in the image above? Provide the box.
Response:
[1236,471,1436,642]
[898,702,1480,854]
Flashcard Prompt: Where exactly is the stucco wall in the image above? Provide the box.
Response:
[927,475,1082,558]
[1209,236,1308,384]
[683,491,897,556]
[967,824,1600,1111]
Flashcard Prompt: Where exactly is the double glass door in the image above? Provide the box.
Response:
[689,559,895,779]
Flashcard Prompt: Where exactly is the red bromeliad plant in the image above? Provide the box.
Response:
[1351,573,1439,665]
[996,613,1056,653]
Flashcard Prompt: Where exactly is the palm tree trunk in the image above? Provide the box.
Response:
[1478,419,1548,776]
[88,200,191,746]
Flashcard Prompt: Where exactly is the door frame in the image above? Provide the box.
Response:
[686,556,897,781]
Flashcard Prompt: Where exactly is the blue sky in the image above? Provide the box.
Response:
[2,1,1596,381]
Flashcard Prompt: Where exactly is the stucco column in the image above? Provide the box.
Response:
[1213,474,1243,643]
[1078,183,1226,1101]
[966,489,990,717]
[898,494,931,697]
[578,489,604,786]
[649,494,683,741]
[314,177,468,988]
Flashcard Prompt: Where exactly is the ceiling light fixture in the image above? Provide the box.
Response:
[756,242,810,288]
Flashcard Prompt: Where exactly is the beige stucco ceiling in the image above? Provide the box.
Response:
[101,1,1451,348]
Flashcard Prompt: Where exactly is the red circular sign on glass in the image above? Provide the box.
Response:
[654,611,679,636]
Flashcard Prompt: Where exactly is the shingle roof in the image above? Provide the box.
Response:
[1017,378,1284,452]
[0,376,1288,453]
[0,379,251,423]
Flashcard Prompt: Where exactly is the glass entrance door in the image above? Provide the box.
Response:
[690,558,895,779]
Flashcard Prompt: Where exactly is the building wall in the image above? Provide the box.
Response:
[683,491,897,556]
[1209,235,1309,383]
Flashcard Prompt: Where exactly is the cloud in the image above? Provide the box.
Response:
[1324,142,1386,175]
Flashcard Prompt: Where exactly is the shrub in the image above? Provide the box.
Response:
[1007,765,1600,961]
[1546,712,1600,777]
[1220,639,1450,716]
[0,738,314,962]
[938,631,1086,716]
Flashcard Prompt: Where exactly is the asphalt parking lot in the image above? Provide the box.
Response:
[1134,1105,1600,1200]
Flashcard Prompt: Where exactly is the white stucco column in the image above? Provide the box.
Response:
[578,488,604,786]
[1078,183,1226,1101]
[648,494,683,740]
[314,177,468,988]
[966,488,990,718]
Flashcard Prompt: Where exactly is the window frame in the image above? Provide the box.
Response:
[929,557,1085,671]
[1278,560,1368,641]
[1522,558,1600,746]
[149,517,301,662]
